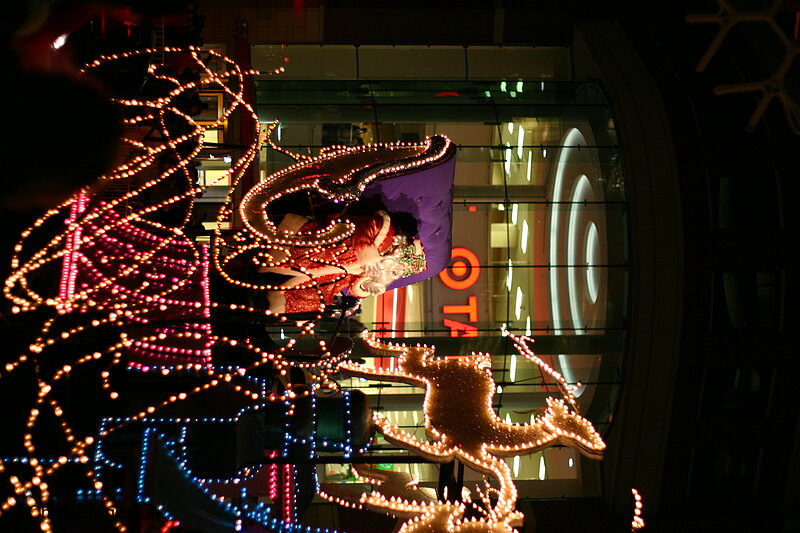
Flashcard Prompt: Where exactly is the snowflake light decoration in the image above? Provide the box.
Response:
[687,0,800,133]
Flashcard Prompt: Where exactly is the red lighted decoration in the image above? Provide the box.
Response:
[438,247,480,290]
[58,200,213,369]
[58,190,90,313]
[161,520,181,533]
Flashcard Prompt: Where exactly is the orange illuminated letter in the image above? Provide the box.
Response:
[443,319,479,337]
[439,248,480,290]
[442,295,478,322]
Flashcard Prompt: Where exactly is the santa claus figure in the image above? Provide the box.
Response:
[261,210,426,314]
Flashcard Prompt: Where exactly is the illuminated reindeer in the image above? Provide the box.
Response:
[337,331,606,524]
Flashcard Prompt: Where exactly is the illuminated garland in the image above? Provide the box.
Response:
[0,46,352,532]
[320,466,523,533]
[1,41,607,533]
[214,128,452,294]
[5,45,274,314]
[58,202,214,368]
[631,488,645,531]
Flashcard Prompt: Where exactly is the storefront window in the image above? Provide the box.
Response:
[256,78,626,486]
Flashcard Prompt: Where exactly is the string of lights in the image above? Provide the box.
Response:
[333,331,606,531]
[0,41,615,532]
[0,45,356,532]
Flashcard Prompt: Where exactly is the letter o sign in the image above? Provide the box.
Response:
[439,247,480,290]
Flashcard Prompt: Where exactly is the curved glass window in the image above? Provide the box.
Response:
[256,77,626,491]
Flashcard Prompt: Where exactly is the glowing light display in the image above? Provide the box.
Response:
[1,42,617,533]
[0,46,353,531]
[631,488,645,531]
[335,331,606,531]
[320,465,522,533]
[215,122,452,302]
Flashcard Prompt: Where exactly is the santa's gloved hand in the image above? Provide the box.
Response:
[364,263,382,276]
[361,280,386,295]
[357,246,382,274]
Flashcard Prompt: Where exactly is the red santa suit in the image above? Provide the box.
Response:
[266,210,396,313]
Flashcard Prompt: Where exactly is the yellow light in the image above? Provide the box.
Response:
[335,331,606,531]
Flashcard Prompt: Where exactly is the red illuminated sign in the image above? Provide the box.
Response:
[438,248,480,290]
[439,248,481,337]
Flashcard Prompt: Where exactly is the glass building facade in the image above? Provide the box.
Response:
[232,45,629,494]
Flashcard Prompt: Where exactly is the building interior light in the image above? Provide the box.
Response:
[568,175,592,334]
[510,354,517,382]
[500,81,507,92]
[586,222,600,303]
[511,203,519,225]
[525,316,531,336]
[504,144,512,174]
[498,203,505,211]
[538,456,547,480]
[515,287,523,319]
[550,128,585,334]
[407,285,414,303]
[568,457,574,468]
[513,455,521,477]
[521,220,529,253]
[526,151,532,181]
[507,122,514,134]
[542,148,547,158]
[516,81,524,93]
[517,127,525,159]
[391,289,399,337]
[506,260,513,290]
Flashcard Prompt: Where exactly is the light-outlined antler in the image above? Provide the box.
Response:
[320,465,524,532]
[319,464,438,517]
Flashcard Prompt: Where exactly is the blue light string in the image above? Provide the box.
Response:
[137,427,154,504]
[77,389,371,532]
[145,432,342,532]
